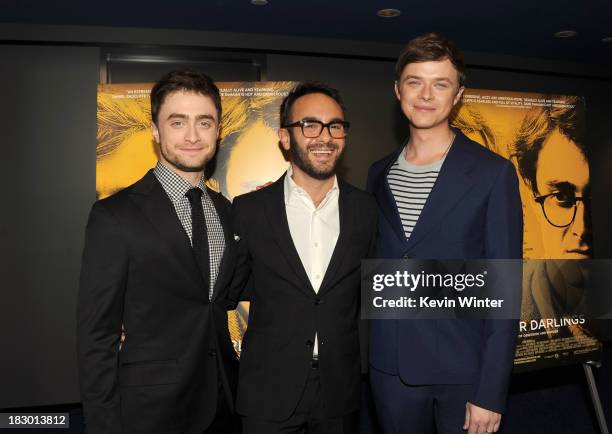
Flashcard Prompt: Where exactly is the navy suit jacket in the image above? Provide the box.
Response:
[367,130,523,414]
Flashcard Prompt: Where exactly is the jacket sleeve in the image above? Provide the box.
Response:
[366,163,377,194]
[226,196,253,309]
[360,195,378,374]
[472,160,523,413]
[76,201,127,434]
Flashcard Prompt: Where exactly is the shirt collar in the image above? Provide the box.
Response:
[153,161,207,203]
[283,164,339,207]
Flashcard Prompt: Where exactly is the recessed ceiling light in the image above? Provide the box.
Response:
[602,37,612,43]
[251,0,268,5]
[377,8,401,18]
[554,30,577,38]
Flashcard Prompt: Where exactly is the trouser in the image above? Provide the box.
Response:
[370,366,474,434]
[242,360,358,434]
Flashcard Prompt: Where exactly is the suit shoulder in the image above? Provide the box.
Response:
[93,182,138,213]
[461,134,511,168]
[369,150,399,175]
[340,181,377,224]
[457,135,518,193]
[233,185,268,202]
[83,184,140,240]
[367,149,401,193]
[232,184,270,209]
[341,181,375,204]
[207,188,231,207]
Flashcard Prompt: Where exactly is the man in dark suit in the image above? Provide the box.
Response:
[367,34,522,434]
[77,70,238,434]
[230,82,377,433]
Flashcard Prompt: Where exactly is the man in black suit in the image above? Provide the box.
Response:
[77,70,238,434]
[230,82,377,434]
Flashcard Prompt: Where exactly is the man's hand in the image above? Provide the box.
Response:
[463,402,501,434]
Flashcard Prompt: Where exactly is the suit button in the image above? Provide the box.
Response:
[314,298,322,305]
[305,340,313,347]
[209,349,217,357]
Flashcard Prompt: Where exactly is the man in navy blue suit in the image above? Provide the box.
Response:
[367,33,523,434]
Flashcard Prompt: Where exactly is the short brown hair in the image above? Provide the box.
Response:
[150,69,222,125]
[395,33,466,87]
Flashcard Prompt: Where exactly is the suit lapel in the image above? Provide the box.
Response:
[405,133,478,251]
[373,148,410,249]
[318,181,353,296]
[264,176,315,296]
[129,171,204,293]
[208,189,233,302]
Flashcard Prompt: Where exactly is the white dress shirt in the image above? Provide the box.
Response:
[284,165,340,357]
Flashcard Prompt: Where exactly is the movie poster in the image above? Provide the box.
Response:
[96,81,296,355]
[98,84,601,369]
[452,89,602,371]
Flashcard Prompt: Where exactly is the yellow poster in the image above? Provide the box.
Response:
[452,89,601,370]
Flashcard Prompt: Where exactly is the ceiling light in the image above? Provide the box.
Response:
[554,30,577,38]
[251,0,268,5]
[602,37,612,43]
[377,8,401,18]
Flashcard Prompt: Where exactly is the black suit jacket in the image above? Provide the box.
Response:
[229,174,377,421]
[76,170,238,434]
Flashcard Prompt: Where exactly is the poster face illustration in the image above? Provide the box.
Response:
[97,81,296,354]
[452,89,601,370]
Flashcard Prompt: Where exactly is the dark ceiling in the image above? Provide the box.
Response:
[2,0,611,66]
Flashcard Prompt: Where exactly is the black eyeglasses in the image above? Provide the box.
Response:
[282,119,350,139]
[534,192,590,228]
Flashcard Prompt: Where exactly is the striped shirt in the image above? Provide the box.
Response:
[387,148,445,240]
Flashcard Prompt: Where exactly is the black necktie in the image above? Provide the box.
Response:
[186,188,210,296]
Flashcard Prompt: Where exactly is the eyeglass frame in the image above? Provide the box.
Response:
[534,193,590,228]
[281,119,350,139]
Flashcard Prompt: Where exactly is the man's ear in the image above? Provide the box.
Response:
[394,80,401,101]
[151,122,160,143]
[278,128,290,152]
[453,86,465,106]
